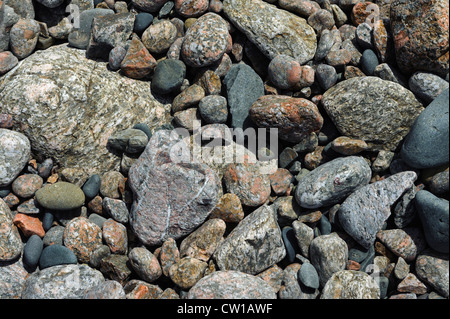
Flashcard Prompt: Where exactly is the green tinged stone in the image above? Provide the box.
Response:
[35,182,85,211]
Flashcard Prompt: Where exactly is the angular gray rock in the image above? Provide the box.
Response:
[309,233,348,288]
[0,129,31,187]
[223,0,317,64]
[408,72,449,104]
[322,76,424,151]
[187,270,277,299]
[294,156,371,209]
[0,199,23,262]
[415,251,449,298]
[321,270,380,299]
[0,44,171,175]
[338,171,418,249]
[213,205,286,275]
[128,130,220,246]
[21,264,105,299]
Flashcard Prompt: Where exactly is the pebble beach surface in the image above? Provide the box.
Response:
[0,0,449,300]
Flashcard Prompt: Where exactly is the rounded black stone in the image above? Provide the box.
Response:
[134,12,154,34]
[39,244,78,270]
[42,211,54,232]
[151,59,186,95]
[82,174,101,200]
[23,235,44,270]
[361,49,379,76]
[281,226,299,263]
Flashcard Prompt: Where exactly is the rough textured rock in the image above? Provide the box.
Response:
[309,233,348,288]
[0,44,171,175]
[415,251,449,298]
[295,156,371,209]
[400,88,449,169]
[187,270,277,299]
[338,171,417,249]
[321,270,380,299]
[390,0,449,76]
[21,264,105,299]
[249,95,323,144]
[213,205,286,275]
[0,199,22,261]
[0,129,31,187]
[128,130,220,246]
[223,0,317,64]
[376,229,418,262]
[321,76,424,151]
[0,258,28,299]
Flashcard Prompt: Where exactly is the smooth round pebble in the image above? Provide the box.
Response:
[82,174,101,201]
[35,182,85,211]
[151,59,186,94]
[298,263,320,289]
[134,12,154,33]
[39,244,78,270]
[23,235,44,270]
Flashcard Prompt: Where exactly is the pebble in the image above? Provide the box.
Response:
[142,19,177,55]
[321,270,380,299]
[400,88,449,169]
[0,129,31,187]
[209,193,244,223]
[129,247,162,283]
[397,273,428,295]
[102,218,128,254]
[198,95,228,124]
[10,18,40,60]
[408,72,449,104]
[35,182,85,211]
[330,136,368,155]
[361,49,379,76]
[316,63,338,90]
[42,225,64,246]
[151,59,186,94]
[175,0,208,18]
[0,51,19,75]
[39,244,78,269]
[99,171,125,199]
[159,238,180,277]
[23,234,43,270]
[11,174,43,199]
[292,220,314,258]
[100,254,132,284]
[187,270,276,299]
[429,171,449,196]
[414,190,449,254]
[308,9,335,34]
[63,217,103,263]
[172,84,205,113]
[415,251,449,298]
[169,256,208,289]
[108,45,127,71]
[82,174,101,201]
[376,229,418,262]
[298,262,320,289]
[13,213,45,238]
[133,12,153,34]
[83,280,126,299]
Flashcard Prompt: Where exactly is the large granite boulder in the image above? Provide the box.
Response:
[0,44,171,175]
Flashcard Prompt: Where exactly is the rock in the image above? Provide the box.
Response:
[39,244,78,269]
[429,171,449,195]
[128,247,162,282]
[9,18,40,60]
[0,51,18,75]
[298,263,320,289]
[249,95,323,144]
[63,217,103,263]
[35,0,65,8]
[13,213,45,238]
[180,218,226,262]
[269,168,294,196]
[0,45,171,176]
[209,193,244,223]
[356,22,373,50]
[132,0,169,12]
[295,156,372,209]
[151,59,186,94]
[187,270,276,299]
[169,256,208,289]
[35,182,85,211]
[3,0,35,19]
[107,128,150,154]
[414,190,449,254]
[102,198,129,224]
[213,205,286,275]
[321,270,380,299]
[108,46,127,71]
[174,0,208,17]
[133,12,153,33]
[309,233,348,287]
[99,254,132,284]
[21,264,104,299]
[390,0,449,77]
[415,251,449,298]
[99,171,125,199]
[223,63,264,129]
[316,63,338,90]
[330,136,368,155]
[172,85,205,113]
[321,76,424,151]
[102,219,128,254]
[0,129,31,187]
[400,89,449,169]
[128,130,220,246]
[376,229,418,262]
[198,95,228,124]
[23,234,43,270]
[68,30,91,49]
[338,171,417,249]
[279,263,319,299]
[308,9,335,34]
[48,17,73,40]
[142,19,177,54]
[11,174,43,199]
[181,13,229,67]
[83,280,126,299]
[223,0,316,64]
[292,220,314,258]
[82,174,101,200]
[86,13,135,59]
[0,258,29,299]
[159,238,180,277]
[268,55,314,90]
[361,49,379,76]
[397,273,428,295]
[408,72,449,104]
[222,160,271,207]
[42,225,64,246]
[120,36,157,79]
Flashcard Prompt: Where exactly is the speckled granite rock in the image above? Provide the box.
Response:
[223,0,317,64]
[321,270,380,299]
[338,171,417,249]
[0,129,31,187]
[415,251,449,298]
[0,258,28,299]
[295,156,371,209]
[21,264,105,299]
[0,199,23,261]
[213,205,286,275]
[321,76,423,151]
[187,270,277,299]
[0,44,171,175]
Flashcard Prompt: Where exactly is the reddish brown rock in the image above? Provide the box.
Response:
[351,2,379,26]
[172,84,205,113]
[175,0,209,17]
[390,0,449,76]
[63,217,103,263]
[102,218,128,254]
[249,95,323,144]
[120,36,157,79]
[10,18,40,59]
[373,18,392,63]
[0,114,14,129]
[209,193,244,223]
[11,174,43,199]
[376,229,417,262]
[0,52,19,75]
[331,136,368,155]
[269,168,294,196]
[12,213,45,238]
[159,237,180,277]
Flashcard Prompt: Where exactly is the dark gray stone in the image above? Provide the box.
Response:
[401,89,449,169]
[23,235,43,270]
[151,59,186,94]
[316,63,338,90]
[298,262,320,289]
[223,63,264,129]
[134,12,153,33]
[429,171,449,196]
[408,72,449,104]
[82,174,101,200]
[133,123,153,140]
[42,212,54,232]
[107,128,149,154]
[39,244,78,269]
[282,226,299,263]
[415,190,449,254]
[361,49,379,76]
[68,30,91,49]
[198,95,228,124]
